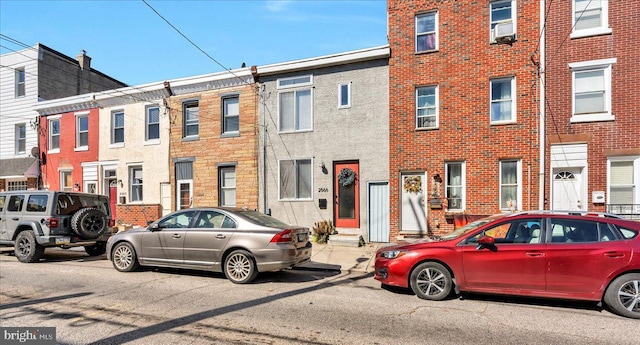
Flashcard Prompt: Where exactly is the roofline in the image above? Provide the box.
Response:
[256,45,390,76]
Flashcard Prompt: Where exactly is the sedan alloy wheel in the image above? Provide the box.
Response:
[224,250,258,284]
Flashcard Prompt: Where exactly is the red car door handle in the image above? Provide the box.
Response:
[604,252,624,258]
[525,252,544,257]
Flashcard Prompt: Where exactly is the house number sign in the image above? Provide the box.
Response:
[318,187,329,193]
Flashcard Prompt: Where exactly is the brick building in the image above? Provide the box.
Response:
[544,0,640,218]
[387,0,541,240]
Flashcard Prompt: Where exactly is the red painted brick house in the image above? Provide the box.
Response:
[387,0,541,240]
[544,0,640,218]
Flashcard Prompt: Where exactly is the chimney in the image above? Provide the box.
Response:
[76,50,91,70]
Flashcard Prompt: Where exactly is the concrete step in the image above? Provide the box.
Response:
[328,234,363,247]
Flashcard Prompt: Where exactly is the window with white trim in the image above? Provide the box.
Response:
[416,85,438,129]
[219,166,236,206]
[222,96,239,135]
[490,77,516,123]
[183,101,199,138]
[49,118,60,150]
[76,115,88,148]
[15,124,26,154]
[570,58,615,122]
[278,75,312,133]
[129,165,143,202]
[608,158,638,209]
[7,181,27,191]
[146,105,160,141]
[445,162,465,210]
[572,0,610,38]
[279,159,312,200]
[338,82,351,109]
[416,12,438,52]
[111,110,124,144]
[500,160,521,210]
[490,0,516,42]
[15,67,25,97]
[61,170,72,192]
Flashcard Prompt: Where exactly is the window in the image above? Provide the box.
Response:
[146,106,160,141]
[490,0,516,42]
[572,0,610,38]
[111,110,124,144]
[26,195,48,212]
[15,67,25,97]
[608,158,639,216]
[338,83,351,109]
[570,59,615,122]
[550,219,599,243]
[500,160,521,210]
[49,118,60,151]
[446,162,465,210]
[416,12,438,52]
[490,77,516,123]
[76,114,88,148]
[416,86,438,129]
[222,96,239,135]
[7,195,25,212]
[176,161,193,210]
[7,181,27,191]
[0,195,4,211]
[183,101,199,138]
[129,166,143,202]
[195,210,231,229]
[61,171,72,192]
[467,219,542,244]
[15,124,26,154]
[279,159,312,200]
[278,76,312,133]
[219,166,236,206]
[158,210,197,228]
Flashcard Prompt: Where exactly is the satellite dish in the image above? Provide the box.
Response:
[30,147,39,157]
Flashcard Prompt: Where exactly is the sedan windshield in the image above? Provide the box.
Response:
[439,214,506,240]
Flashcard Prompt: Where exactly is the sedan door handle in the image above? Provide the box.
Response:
[215,234,226,239]
[12,217,19,221]
[172,234,182,239]
[604,251,624,258]
[525,251,545,257]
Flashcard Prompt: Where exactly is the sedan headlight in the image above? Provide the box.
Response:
[380,250,408,259]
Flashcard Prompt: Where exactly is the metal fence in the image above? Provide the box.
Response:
[606,204,640,220]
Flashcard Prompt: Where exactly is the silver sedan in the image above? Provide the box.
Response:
[106,207,312,284]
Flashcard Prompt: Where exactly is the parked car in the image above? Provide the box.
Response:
[374,210,640,319]
[106,207,312,284]
[0,190,114,262]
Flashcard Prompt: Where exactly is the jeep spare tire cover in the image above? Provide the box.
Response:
[71,208,108,239]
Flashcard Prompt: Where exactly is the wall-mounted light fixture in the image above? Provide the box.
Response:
[320,162,328,175]
[117,179,123,188]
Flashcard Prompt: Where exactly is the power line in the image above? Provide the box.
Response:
[546,0,594,67]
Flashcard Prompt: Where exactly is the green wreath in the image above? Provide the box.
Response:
[338,168,357,187]
[404,176,422,193]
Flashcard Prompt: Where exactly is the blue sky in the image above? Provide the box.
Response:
[0,0,388,86]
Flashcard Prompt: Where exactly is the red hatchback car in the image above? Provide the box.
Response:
[374,211,640,319]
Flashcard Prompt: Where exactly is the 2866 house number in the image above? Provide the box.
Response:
[318,187,329,193]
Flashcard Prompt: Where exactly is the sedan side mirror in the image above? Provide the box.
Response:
[476,235,496,251]
[148,223,161,232]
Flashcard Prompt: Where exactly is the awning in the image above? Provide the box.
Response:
[0,157,39,179]
[24,159,40,178]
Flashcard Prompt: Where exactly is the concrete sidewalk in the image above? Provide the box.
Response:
[297,243,382,273]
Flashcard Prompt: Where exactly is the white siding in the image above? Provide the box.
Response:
[551,143,588,168]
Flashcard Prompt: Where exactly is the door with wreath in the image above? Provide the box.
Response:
[334,162,359,228]
[401,172,427,232]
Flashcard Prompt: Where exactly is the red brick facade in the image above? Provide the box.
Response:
[388,0,541,240]
[116,204,162,226]
[545,1,640,212]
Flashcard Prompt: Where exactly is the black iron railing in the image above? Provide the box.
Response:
[606,204,640,220]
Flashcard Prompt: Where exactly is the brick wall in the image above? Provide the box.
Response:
[115,204,162,227]
[388,0,540,239]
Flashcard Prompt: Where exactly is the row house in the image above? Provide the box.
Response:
[544,0,640,218]
[0,44,126,192]
[256,46,390,243]
[387,0,541,239]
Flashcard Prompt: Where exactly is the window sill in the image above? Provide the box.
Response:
[570,27,612,39]
[415,49,439,55]
[277,198,313,202]
[109,143,125,149]
[182,136,199,142]
[570,113,615,123]
[338,105,351,110]
[278,129,313,135]
[415,126,439,131]
[490,120,517,126]
[74,146,89,152]
[48,149,60,154]
[144,139,161,146]
[221,132,240,138]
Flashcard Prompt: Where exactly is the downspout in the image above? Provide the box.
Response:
[539,0,546,210]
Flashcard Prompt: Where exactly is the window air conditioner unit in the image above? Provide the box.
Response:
[494,21,515,40]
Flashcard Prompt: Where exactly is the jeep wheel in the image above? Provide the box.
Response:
[15,230,45,263]
[85,242,107,256]
[71,208,108,240]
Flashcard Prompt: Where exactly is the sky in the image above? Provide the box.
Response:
[0,0,388,86]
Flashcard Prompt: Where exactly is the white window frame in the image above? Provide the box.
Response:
[222,96,240,136]
[75,112,89,151]
[569,58,616,123]
[415,11,438,53]
[416,85,439,129]
[571,0,611,39]
[338,82,351,109]
[219,166,236,207]
[277,75,313,89]
[490,77,516,124]
[60,170,73,192]
[278,158,313,201]
[129,165,143,203]
[183,100,199,139]
[489,0,517,42]
[176,179,193,210]
[15,67,25,97]
[48,116,61,153]
[110,110,125,146]
[15,123,26,155]
[7,180,28,191]
[499,160,522,211]
[145,105,160,143]
[607,157,639,211]
[445,161,466,211]
[277,88,313,133]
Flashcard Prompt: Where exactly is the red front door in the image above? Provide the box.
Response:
[109,184,117,219]
[334,162,359,228]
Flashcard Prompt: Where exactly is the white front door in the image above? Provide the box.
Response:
[552,168,584,210]
[400,173,427,232]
